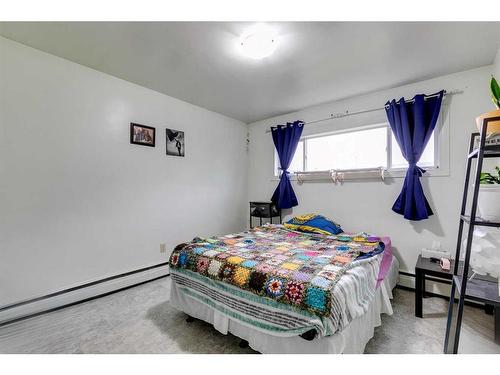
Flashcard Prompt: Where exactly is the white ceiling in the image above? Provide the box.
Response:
[1,22,499,123]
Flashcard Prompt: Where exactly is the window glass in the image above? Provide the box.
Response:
[306,127,387,171]
[391,133,435,168]
[287,140,304,173]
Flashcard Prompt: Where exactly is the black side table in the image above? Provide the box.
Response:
[415,255,499,344]
[415,255,455,318]
[249,201,281,228]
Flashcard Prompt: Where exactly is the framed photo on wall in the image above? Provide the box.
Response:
[166,128,185,157]
[130,123,155,147]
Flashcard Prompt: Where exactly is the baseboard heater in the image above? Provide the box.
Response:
[0,262,170,327]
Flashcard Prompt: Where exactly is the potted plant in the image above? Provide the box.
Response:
[475,76,500,134]
[478,166,500,221]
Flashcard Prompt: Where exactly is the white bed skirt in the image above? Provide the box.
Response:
[169,256,399,354]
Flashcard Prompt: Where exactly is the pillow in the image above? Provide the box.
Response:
[283,214,343,235]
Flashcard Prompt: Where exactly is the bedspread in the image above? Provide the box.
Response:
[169,224,384,318]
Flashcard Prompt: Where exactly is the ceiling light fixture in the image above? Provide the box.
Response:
[239,24,277,60]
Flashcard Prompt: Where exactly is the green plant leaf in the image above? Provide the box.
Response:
[491,94,500,109]
[480,172,496,184]
[491,76,500,109]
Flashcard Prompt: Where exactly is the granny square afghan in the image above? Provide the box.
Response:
[196,257,210,274]
[169,224,384,317]
[285,280,306,305]
[233,266,251,287]
[265,277,286,298]
[248,271,267,292]
[241,260,258,268]
[207,259,223,277]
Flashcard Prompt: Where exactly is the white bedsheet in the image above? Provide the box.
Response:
[169,255,399,354]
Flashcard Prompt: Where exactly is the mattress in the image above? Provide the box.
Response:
[169,224,388,337]
[169,255,399,354]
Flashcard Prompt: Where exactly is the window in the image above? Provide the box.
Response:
[275,123,437,175]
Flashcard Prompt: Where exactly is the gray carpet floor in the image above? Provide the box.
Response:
[0,277,498,354]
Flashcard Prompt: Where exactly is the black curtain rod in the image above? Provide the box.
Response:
[265,89,462,133]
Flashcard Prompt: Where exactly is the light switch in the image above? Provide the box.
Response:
[160,243,166,253]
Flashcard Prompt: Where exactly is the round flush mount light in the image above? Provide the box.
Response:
[239,24,277,59]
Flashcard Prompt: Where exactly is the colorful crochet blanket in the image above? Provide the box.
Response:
[169,224,385,318]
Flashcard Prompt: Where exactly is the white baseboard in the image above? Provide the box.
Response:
[0,264,169,325]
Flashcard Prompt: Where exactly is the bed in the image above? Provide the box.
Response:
[169,222,398,354]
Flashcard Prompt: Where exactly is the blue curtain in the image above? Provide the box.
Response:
[385,91,444,221]
[271,121,304,209]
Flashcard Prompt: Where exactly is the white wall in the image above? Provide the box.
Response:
[494,47,500,78]
[248,65,494,290]
[0,37,248,306]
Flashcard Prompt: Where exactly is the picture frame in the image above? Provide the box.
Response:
[130,123,155,147]
[166,128,185,157]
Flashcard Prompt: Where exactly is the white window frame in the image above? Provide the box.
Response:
[273,110,449,180]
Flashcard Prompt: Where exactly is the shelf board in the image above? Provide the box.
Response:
[460,215,500,228]
[468,145,500,159]
[453,275,500,305]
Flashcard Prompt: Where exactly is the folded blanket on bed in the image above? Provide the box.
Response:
[169,224,384,318]
[283,213,343,235]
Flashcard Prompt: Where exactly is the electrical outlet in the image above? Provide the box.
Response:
[160,243,166,253]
